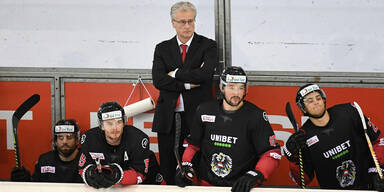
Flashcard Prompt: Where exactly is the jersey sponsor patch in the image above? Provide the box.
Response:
[142,138,149,149]
[55,125,74,133]
[79,153,86,167]
[41,166,55,173]
[101,110,122,120]
[211,152,232,178]
[323,140,351,159]
[306,135,319,147]
[89,152,105,160]
[262,112,269,122]
[201,115,216,122]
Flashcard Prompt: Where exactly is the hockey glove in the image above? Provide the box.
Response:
[175,162,195,187]
[99,163,123,188]
[283,131,306,162]
[83,164,104,189]
[10,166,31,182]
[369,165,384,192]
[231,170,264,192]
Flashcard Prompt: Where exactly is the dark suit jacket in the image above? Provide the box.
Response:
[152,33,218,134]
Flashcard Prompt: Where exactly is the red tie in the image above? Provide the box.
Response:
[176,44,187,109]
[181,44,187,63]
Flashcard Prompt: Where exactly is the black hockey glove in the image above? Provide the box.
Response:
[99,163,123,188]
[175,162,195,187]
[231,170,264,192]
[372,173,384,192]
[83,164,104,189]
[10,166,31,182]
[283,131,307,162]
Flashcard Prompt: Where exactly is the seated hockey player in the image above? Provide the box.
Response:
[175,66,281,192]
[283,83,384,190]
[78,101,163,189]
[11,119,82,183]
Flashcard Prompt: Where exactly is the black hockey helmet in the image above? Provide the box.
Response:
[97,101,126,126]
[53,119,80,143]
[220,66,247,87]
[296,83,326,113]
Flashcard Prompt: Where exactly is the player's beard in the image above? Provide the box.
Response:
[223,95,244,107]
[57,144,77,158]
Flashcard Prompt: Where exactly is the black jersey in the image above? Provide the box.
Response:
[31,150,82,183]
[300,103,380,189]
[78,125,151,182]
[188,100,280,185]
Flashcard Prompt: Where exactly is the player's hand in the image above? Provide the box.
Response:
[10,166,31,182]
[372,173,384,192]
[231,170,264,192]
[83,164,105,189]
[99,163,123,188]
[175,162,194,187]
[283,131,306,162]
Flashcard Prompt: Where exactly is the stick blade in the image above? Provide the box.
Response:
[13,94,40,121]
[12,94,40,133]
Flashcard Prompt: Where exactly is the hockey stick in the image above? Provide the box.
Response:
[12,94,40,167]
[174,113,183,173]
[285,102,305,188]
[174,113,194,181]
[353,101,383,179]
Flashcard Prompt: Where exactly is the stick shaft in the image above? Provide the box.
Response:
[353,101,383,179]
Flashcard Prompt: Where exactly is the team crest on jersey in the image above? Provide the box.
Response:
[262,112,269,122]
[142,138,149,149]
[306,135,319,147]
[80,134,86,144]
[211,152,232,178]
[201,115,216,122]
[89,152,105,160]
[336,160,356,188]
[41,166,55,173]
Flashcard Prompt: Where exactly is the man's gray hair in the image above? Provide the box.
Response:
[170,1,196,21]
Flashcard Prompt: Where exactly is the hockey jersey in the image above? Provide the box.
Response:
[296,103,381,189]
[187,100,280,185]
[32,150,82,183]
[78,125,152,184]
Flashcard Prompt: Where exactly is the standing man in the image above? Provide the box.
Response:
[283,83,384,190]
[11,119,83,183]
[175,66,281,192]
[152,1,218,185]
[78,101,162,189]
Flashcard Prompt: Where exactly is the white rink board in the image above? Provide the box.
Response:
[0,182,376,192]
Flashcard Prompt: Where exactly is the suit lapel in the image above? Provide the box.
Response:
[170,36,183,68]
[184,33,201,67]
